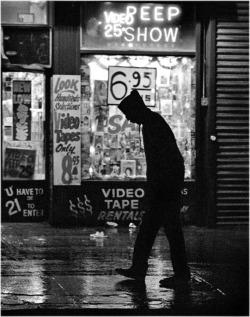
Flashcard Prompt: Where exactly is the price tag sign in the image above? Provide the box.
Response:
[108,66,156,107]
[52,75,81,186]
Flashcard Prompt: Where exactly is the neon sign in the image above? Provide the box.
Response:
[103,5,180,24]
[103,5,181,43]
[81,2,195,52]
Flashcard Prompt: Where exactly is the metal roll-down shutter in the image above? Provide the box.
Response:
[215,3,249,225]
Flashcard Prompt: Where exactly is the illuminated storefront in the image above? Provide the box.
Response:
[80,3,196,182]
[79,55,195,181]
[51,2,197,226]
[1,1,248,226]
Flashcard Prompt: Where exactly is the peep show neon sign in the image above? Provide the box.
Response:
[103,5,181,43]
[81,3,195,52]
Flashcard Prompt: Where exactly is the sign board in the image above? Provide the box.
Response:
[108,66,156,106]
[51,181,195,226]
[13,80,31,141]
[52,75,81,186]
[2,182,48,222]
[4,147,36,179]
[81,2,195,52]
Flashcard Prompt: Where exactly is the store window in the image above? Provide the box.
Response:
[80,55,195,181]
[2,72,46,180]
[1,1,48,25]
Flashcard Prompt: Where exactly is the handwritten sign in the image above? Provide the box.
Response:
[13,81,31,141]
[4,147,36,179]
[108,66,156,106]
[52,75,81,186]
[2,183,48,221]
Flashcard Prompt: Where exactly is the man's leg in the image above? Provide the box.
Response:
[131,210,160,272]
[162,203,190,280]
[116,208,160,280]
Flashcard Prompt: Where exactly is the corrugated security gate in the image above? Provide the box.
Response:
[215,2,249,225]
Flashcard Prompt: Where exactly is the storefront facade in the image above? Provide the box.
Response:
[1,1,249,227]
[1,1,52,222]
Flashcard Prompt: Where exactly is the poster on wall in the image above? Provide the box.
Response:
[121,160,136,178]
[52,75,81,185]
[13,80,31,141]
[4,147,36,179]
[108,66,156,107]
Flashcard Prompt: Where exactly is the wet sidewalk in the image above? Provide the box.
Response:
[1,222,249,315]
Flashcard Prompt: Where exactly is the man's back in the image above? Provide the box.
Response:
[142,110,184,184]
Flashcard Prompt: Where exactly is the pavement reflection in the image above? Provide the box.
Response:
[115,280,149,310]
[1,223,249,315]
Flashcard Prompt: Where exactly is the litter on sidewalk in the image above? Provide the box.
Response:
[90,231,107,238]
[106,222,118,227]
[129,223,137,228]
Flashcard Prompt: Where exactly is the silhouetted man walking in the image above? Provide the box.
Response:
[115,90,190,288]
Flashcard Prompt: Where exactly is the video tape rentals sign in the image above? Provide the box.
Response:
[108,66,156,107]
[52,75,81,186]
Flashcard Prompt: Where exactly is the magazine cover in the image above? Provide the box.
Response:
[80,60,91,101]
[94,132,104,150]
[80,60,90,85]
[120,160,136,179]
[81,100,91,115]
[94,80,107,106]
[81,163,91,180]
[159,87,173,115]
[109,163,120,179]
[109,148,119,164]
[92,146,103,173]
[81,132,90,148]
[103,149,111,165]
[81,115,90,133]
[110,134,119,149]
[4,147,36,179]
[137,158,147,177]
[103,132,112,149]
[161,99,173,116]
[94,105,109,132]
[157,68,170,87]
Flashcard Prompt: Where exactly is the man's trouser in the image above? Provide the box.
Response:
[132,197,190,279]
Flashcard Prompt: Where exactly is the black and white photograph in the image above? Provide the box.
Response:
[1,1,249,316]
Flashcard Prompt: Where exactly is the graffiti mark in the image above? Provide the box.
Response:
[4,186,14,197]
[69,195,93,218]
[6,198,21,216]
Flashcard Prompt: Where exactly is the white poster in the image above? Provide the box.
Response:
[52,75,81,185]
[108,66,156,107]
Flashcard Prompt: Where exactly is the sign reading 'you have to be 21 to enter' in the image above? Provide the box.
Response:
[81,2,195,52]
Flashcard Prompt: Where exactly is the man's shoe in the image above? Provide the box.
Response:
[159,276,190,289]
[115,267,145,281]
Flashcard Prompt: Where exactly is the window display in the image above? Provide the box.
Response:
[2,72,46,180]
[80,55,195,181]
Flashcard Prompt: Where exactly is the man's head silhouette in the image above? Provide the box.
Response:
[118,90,147,125]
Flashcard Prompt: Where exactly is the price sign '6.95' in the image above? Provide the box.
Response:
[108,66,156,107]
